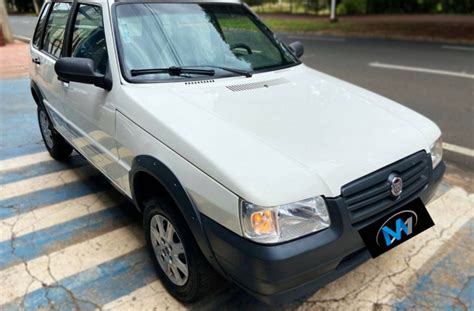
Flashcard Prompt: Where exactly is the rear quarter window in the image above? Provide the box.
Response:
[42,2,72,58]
[32,3,51,48]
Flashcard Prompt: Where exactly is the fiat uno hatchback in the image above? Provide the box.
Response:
[30,0,445,304]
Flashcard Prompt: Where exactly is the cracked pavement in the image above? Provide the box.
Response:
[1,43,473,310]
[1,134,472,311]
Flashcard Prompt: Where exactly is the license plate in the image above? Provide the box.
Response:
[359,199,434,258]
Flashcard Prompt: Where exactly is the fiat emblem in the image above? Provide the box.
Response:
[388,174,403,197]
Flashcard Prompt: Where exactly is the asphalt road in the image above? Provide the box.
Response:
[8,15,474,171]
[8,15,35,39]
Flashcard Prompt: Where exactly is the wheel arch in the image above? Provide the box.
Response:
[130,155,224,274]
[30,80,45,109]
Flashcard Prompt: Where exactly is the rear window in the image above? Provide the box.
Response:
[32,3,51,48]
[42,3,72,58]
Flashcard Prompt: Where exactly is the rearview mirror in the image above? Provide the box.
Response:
[289,41,304,58]
[55,57,112,91]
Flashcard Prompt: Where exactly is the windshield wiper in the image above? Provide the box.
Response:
[130,66,215,77]
[190,65,252,78]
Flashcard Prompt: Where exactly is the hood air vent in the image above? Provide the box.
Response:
[185,79,215,85]
[226,78,289,92]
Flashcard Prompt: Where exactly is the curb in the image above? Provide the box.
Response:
[275,31,474,46]
[13,35,30,43]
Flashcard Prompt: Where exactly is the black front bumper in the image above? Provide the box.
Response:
[202,159,445,305]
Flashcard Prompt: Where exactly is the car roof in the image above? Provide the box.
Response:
[45,0,242,4]
[110,0,243,4]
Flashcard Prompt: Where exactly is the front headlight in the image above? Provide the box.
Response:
[430,136,443,168]
[240,197,330,244]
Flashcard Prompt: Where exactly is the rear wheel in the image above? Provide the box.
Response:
[37,106,72,161]
[143,197,222,303]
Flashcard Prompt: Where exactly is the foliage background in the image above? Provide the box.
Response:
[6,0,474,14]
[246,0,474,14]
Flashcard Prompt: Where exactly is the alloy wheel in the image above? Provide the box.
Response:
[39,110,54,149]
[150,215,189,286]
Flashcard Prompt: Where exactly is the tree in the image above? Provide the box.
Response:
[330,0,337,21]
[32,0,41,15]
[0,0,13,45]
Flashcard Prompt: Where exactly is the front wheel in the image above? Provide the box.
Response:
[143,197,222,303]
[37,106,73,161]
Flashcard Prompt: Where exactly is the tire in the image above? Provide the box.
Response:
[143,196,222,303]
[37,105,73,161]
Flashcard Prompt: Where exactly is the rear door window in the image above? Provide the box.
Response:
[42,2,72,58]
[32,3,51,48]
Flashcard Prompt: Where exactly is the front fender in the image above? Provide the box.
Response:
[129,155,224,274]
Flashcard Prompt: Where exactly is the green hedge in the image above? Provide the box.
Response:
[337,0,367,14]
[245,0,474,14]
[366,0,474,13]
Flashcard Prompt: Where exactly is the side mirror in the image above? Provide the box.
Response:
[289,41,304,58]
[55,57,112,91]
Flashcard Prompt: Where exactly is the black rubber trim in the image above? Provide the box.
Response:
[31,80,46,109]
[202,210,370,305]
[61,0,77,58]
[39,1,74,60]
[129,155,224,275]
[201,195,367,302]
[422,160,445,204]
[32,2,52,49]
[202,160,446,305]
[432,161,446,184]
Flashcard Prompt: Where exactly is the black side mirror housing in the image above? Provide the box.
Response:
[289,41,304,58]
[55,57,112,91]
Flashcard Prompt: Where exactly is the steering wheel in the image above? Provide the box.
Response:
[230,43,253,55]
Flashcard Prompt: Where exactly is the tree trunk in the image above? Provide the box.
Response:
[0,0,14,44]
[330,0,337,22]
[32,0,41,15]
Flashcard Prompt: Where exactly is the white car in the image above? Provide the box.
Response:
[30,0,445,304]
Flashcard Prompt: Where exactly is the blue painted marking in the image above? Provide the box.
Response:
[0,175,111,220]
[394,220,473,310]
[0,206,129,269]
[0,144,45,161]
[0,205,131,270]
[0,155,87,185]
[0,249,156,310]
[0,79,40,154]
[457,277,473,310]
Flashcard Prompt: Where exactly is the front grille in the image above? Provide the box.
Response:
[341,151,431,229]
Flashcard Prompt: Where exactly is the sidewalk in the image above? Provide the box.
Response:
[260,14,474,45]
[0,41,30,80]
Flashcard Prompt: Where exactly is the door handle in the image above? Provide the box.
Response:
[32,57,41,65]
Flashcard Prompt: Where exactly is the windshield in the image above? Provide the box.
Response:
[114,3,299,82]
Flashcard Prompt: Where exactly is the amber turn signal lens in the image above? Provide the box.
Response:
[251,210,276,235]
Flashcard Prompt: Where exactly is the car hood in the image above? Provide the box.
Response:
[119,64,440,206]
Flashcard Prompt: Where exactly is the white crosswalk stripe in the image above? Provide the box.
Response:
[102,280,185,311]
[0,191,118,242]
[0,149,472,309]
[0,225,143,306]
[0,166,97,201]
[0,151,51,172]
